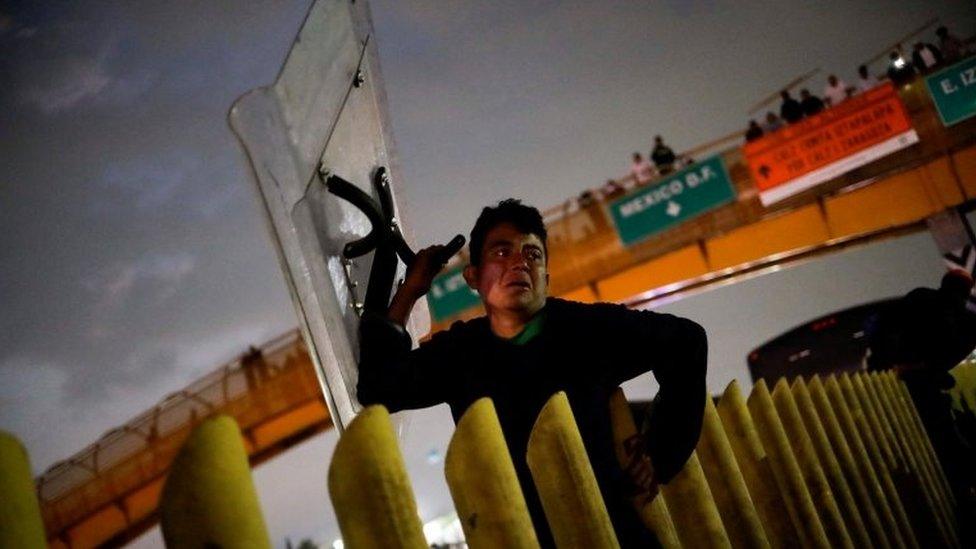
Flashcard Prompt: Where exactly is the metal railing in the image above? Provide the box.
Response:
[36,330,327,545]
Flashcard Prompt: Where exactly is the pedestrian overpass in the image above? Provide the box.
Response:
[35,68,976,548]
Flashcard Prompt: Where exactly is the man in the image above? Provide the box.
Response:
[855,65,879,94]
[779,90,804,124]
[358,199,707,547]
[911,41,943,74]
[937,26,966,64]
[650,135,677,175]
[799,88,825,116]
[630,152,655,187]
[867,270,976,509]
[887,50,916,86]
[822,74,849,107]
[764,111,784,133]
[744,120,764,142]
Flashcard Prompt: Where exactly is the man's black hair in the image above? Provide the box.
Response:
[469,199,548,266]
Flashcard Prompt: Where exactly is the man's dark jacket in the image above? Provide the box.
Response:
[358,298,707,548]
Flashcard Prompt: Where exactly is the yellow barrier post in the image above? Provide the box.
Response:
[327,406,427,549]
[879,372,956,517]
[865,373,958,547]
[608,389,681,548]
[769,379,852,548]
[527,392,619,548]
[850,373,947,547]
[806,376,893,549]
[833,375,919,549]
[787,379,868,548]
[0,431,46,548]
[445,398,539,548]
[660,451,733,549]
[747,380,831,549]
[890,373,955,506]
[697,395,769,549]
[716,380,800,549]
[159,415,271,549]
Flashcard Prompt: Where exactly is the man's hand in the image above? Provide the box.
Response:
[387,236,464,326]
[400,245,453,300]
[622,434,660,504]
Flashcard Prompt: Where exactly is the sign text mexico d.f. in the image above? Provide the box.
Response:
[926,55,976,127]
[609,155,736,246]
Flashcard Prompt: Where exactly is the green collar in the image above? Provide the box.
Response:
[508,310,546,345]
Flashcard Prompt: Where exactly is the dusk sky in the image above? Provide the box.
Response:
[1,1,974,547]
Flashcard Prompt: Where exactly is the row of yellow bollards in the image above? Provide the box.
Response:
[319,370,960,548]
[0,370,960,548]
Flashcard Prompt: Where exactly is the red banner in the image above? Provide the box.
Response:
[744,83,918,205]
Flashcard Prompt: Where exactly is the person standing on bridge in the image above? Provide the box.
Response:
[357,199,708,548]
[650,135,677,175]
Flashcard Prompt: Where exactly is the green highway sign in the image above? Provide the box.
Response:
[609,155,736,246]
[427,265,481,321]
[926,55,976,127]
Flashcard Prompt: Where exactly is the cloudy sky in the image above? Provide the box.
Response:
[1,0,974,547]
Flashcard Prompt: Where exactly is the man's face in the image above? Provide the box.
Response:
[464,222,548,316]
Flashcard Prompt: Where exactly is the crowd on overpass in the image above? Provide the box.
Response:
[567,23,971,218]
[745,24,971,143]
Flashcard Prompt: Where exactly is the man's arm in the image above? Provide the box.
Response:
[357,244,461,411]
[601,305,708,484]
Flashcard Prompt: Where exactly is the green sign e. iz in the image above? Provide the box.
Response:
[926,55,976,127]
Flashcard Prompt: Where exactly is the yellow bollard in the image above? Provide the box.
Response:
[445,398,539,549]
[847,374,899,471]
[527,392,619,548]
[806,376,893,549]
[833,376,919,549]
[867,373,958,547]
[879,372,956,524]
[696,395,769,549]
[608,389,680,548]
[891,373,955,507]
[747,380,831,549]
[160,415,271,549]
[644,495,682,549]
[769,380,852,548]
[788,379,868,548]
[850,373,946,547]
[661,451,733,549]
[716,380,800,549]
[0,431,46,548]
[327,406,426,549]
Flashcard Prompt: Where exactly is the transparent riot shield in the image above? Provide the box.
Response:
[228,0,428,431]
